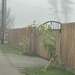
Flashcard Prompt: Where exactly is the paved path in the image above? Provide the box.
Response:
[0,50,22,75]
[5,53,48,68]
[0,50,48,75]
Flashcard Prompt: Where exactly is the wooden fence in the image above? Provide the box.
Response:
[61,23,75,70]
[8,23,75,70]
[8,27,60,60]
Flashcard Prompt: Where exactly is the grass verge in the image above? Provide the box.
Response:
[20,67,75,75]
[0,44,23,54]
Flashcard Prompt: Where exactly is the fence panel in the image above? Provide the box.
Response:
[61,23,75,70]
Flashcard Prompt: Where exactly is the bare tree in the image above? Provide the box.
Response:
[61,0,74,23]
[0,7,15,43]
[6,8,15,28]
[48,0,59,21]
[48,0,74,23]
[0,7,15,29]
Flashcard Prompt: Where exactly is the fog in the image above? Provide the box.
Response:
[7,0,75,28]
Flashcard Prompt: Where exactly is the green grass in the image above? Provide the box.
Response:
[20,67,75,75]
[0,44,23,54]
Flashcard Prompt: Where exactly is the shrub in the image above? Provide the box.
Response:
[20,37,30,53]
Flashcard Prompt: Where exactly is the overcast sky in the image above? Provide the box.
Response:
[7,0,75,28]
